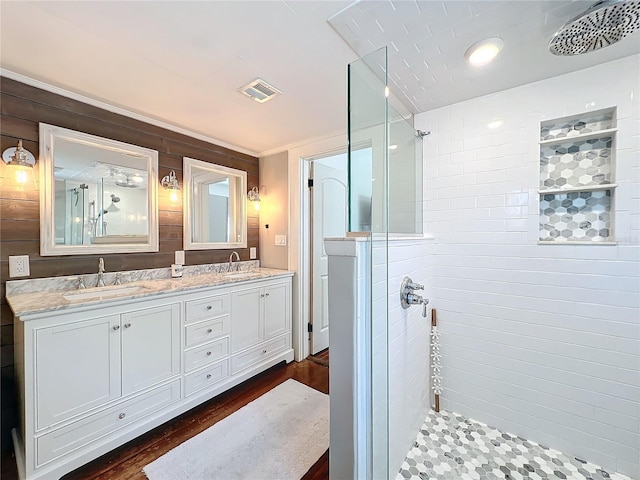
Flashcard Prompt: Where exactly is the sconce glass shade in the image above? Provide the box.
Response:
[161,170,180,202]
[247,186,260,202]
[161,170,180,190]
[247,186,261,212]
[2,139,36,185]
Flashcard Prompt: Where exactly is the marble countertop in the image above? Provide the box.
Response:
[6,267,293,318]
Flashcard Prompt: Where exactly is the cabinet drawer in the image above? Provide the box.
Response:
[184,359,229,397]
[184,337,229,372]
[36,380,181,467]
[231,334,291,374]
[185,315,230,347]
[185,294,229,324]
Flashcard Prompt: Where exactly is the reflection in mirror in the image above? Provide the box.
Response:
[40,123,159,255]
[183,157,247,250]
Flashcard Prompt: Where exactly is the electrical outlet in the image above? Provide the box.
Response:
[275,235,287,246]
[250,247,257,259]
[175,250,185,265]
[9,255,30,278]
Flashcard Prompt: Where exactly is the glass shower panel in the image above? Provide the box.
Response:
[388,106,423,234]
[348,46,389,480]
[68,184,85,245]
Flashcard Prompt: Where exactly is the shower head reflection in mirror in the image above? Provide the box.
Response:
[39,123,159,255]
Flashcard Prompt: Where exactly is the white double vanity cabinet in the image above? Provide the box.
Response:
[7,270,294,480]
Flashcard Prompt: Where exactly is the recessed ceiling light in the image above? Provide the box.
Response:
[487,120,503,129]
[465,38,504,67]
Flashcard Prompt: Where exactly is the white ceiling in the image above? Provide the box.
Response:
[1,1,639,156]
[329,1,640,114]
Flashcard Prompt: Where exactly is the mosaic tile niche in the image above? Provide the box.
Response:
[539,110,615,141]
[538,108,616,243]
[539,191,612,242]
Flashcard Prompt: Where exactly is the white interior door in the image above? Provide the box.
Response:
[311,159,348,354]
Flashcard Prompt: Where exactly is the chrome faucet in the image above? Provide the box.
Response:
[97,257,106,287]
[229,251,240,272]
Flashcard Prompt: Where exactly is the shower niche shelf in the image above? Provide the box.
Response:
[538,107,617,244]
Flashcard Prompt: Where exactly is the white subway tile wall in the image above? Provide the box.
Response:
[378,238,435,474]
[414,54,640,479]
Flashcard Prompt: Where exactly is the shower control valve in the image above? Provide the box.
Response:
[406,293,424,305]
[400,276,429,309]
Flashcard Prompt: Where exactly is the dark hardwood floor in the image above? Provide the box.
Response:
[1,359,329,480]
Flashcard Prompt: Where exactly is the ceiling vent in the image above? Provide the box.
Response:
[238,78,282,103]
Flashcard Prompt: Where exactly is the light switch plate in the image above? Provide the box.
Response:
[9,255,30,277]
[275,235,287,246]
[250,247,257,259]
[175,250,185,265]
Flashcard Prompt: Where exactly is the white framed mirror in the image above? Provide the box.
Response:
[183,157,247,250]
[39,123,159,256]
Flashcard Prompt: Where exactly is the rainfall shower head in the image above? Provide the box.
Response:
[549,0,640,55]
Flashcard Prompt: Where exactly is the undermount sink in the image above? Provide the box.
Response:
[222,271,261,279]
[62,285,146,301]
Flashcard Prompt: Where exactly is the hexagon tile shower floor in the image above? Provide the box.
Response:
[397,411,631,480]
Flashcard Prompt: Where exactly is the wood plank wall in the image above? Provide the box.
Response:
[0,76,260,452]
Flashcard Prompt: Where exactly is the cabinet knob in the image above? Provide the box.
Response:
[263,349,267,354]
[206,328,213,334]
[124,323,131,329]
[112,325,120,331]
[206,374,212,379]
[260,294,265,298]
[265,293,270,297]
[206,351,212,356]
[118,413,126,420]
[206,305,212,310]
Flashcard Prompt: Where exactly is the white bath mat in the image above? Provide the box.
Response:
[143,379,329,480]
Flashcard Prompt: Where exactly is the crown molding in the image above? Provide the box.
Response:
[258,128,346,158]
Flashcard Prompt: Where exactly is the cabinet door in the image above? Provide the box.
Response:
[121,303,181,395]
[230,287,263,352]
[35,315,121,430]
[264,283,290,339]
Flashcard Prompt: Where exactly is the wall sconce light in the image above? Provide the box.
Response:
[247,186,261,212]
[2,139,36,185]
[161,170,180,202]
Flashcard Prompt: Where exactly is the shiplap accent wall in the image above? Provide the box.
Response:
[415,55,640,478]
[0,77,260,452]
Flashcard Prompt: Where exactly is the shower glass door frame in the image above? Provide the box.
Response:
[348,46,424,480]
[348,46,390,480]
